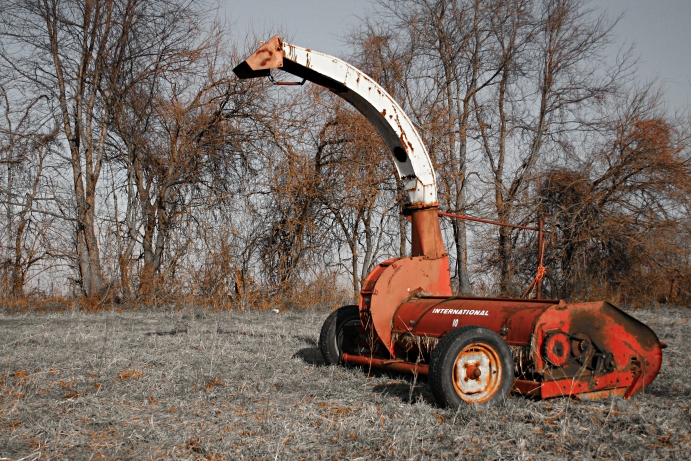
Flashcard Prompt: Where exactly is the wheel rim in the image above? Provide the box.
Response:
[452,342,503,404]
[336,319,365,356]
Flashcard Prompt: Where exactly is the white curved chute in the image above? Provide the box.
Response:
[233,35,437,205]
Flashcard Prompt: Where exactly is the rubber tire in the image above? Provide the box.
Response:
[429,325,514,407]
[319,305,362,365]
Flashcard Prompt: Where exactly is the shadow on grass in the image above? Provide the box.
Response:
[293,345,437,404]
[643,384,691,401]
[293,346,326,366]
[291,335,439,405]
[293,335,318,346]
[371,376,435,404]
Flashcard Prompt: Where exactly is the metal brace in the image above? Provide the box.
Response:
[268,73,306,86]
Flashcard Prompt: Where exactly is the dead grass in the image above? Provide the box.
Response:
[0,306,688,460]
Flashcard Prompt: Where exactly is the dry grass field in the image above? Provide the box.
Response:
[0,305,688,460]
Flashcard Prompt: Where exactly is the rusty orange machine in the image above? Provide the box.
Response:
[234,36,664,407]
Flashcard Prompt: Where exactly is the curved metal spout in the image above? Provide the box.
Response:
[233,35,438,205]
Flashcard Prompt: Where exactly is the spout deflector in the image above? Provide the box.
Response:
[233,35,438,204]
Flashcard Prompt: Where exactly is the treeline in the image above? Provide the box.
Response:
[1,0,689,309]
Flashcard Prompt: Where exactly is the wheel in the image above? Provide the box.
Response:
[319,305,364,365]
[429,326,514,407]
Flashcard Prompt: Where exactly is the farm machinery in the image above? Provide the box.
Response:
[233,36,664,407]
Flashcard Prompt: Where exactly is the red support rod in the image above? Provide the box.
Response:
[536,219,545,299]
[438,211,542,231]
[341,354,429,376]
[439,211,554,238]
[439,210,550,299]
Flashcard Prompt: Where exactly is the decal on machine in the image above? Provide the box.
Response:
[432,308,489,316]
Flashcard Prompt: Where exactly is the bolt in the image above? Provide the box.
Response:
[465,365,482,380]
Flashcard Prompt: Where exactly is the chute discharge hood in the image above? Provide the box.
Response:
[233,35,438,205]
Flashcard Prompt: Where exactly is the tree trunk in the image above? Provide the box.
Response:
[74,185,105,297]
[498,224,513,295]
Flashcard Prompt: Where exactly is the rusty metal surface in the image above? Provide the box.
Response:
[453,342,503,403]
[530,301,662,399]
[359,257,396,341]
[543,332,570,366]
[245,35,285,72]
[357,293,661,401]
[536,221,544,298]
[359,204,452,356]
[439,211,550,299]
[514,370,636,399]
[388,298,661,400]
[438,210,545,232]
[232,35,285,79]
[391,297,555,346]
[521,220,546,299]
[407,204,447,259]
[363,256,452,356]
[341,353,429,375]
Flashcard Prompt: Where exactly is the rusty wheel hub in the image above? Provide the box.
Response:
[452,343,503,403]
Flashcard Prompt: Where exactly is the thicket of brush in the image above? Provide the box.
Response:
[1,0,690,311]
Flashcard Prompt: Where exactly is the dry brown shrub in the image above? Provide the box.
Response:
[117,368,145,381]
[12,370,28,380]
[532,116,691,307]
[58,379,75,389]
[204,377,226,391]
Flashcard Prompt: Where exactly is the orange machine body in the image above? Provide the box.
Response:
[353,204,663,400]
[234,36,663,401]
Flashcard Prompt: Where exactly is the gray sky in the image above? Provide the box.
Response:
[224,0,691,113]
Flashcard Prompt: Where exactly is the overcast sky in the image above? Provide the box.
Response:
[224,0,691,113]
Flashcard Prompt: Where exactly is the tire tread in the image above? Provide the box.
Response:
[318,305,360,365]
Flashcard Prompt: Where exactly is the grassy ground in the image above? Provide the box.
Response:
[0,305,688,460]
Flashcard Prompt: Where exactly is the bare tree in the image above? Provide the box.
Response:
[350,33,412,257]
[0,82,57,297]
[1,0,233,298]
[470,0,630,294]
[314,95,398,298]
[0,0,689,309]
[2,0,134,296]
[357,0,519,294]
[112,58,267,299]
